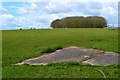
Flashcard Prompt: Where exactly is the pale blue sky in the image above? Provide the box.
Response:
[0,1,118,30]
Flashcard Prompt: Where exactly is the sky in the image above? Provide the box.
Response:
[0,1,119,30]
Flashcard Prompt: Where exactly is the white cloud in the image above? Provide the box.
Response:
[1,14,14,19]
[44,2,72,14]
[8,6,19,8]
[26,0,119,2]
[0,7,8,13]
[17,3,40,14]
[0,14,17,29]
[31,3,38,9]
[101,7,117,15]
[18,7,28,14]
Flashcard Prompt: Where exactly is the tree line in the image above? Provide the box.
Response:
[50,16,107,28]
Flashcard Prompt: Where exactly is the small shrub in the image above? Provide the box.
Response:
[55,46,63,50]
[41,46,63,53]
[90,40,94,41]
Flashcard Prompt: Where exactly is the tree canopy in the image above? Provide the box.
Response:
[50,16,107,28]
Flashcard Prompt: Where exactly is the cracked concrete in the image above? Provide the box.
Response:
[15,46,120,66]
[82,52,120,66]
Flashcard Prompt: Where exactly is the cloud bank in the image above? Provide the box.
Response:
[0,2,118,30]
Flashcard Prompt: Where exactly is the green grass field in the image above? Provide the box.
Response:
[2,28,119,78]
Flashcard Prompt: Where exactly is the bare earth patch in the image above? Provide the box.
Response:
[15,46,120,66]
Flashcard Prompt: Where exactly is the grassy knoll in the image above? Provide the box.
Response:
[2,28,119,78]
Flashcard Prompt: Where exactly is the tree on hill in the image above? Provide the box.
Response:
[50,19,61,28]
[50,16,107,28]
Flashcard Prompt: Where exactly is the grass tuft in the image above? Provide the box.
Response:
[47,62,82,66]
[41,46,63,53]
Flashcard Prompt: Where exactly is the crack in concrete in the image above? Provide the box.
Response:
[80,51,105,62]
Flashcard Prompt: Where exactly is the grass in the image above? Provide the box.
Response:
[2,28,119,78]
[41,46,63,53]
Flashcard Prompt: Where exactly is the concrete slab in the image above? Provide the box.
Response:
[82,52,120,66]
[15,46,103,65]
